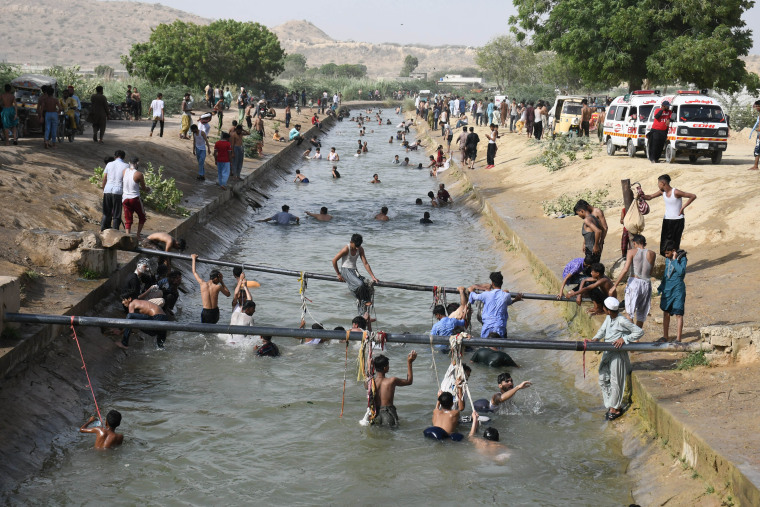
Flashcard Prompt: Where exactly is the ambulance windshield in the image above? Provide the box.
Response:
[678,105,725,123]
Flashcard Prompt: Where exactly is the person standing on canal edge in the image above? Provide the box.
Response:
[641,174,696,254]
[191,253,230,324]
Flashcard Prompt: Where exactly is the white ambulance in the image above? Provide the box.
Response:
[644,91,729,164]
[603,90,660,157]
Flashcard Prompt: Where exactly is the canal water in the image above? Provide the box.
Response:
[7,112,633,504]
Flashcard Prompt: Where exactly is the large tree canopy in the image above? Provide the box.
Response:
[510,0,760,92]
[122,20,285,86]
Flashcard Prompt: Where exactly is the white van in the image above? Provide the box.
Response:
[645,91,728,164]
[603,90,660,157]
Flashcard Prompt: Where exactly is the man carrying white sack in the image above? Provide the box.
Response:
[591,297,643,421]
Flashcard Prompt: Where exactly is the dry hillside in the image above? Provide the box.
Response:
[271,20,477,77]
[0,1,476,77]
[0,0,209,68]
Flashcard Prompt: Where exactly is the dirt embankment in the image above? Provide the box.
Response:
[418,116,760,505]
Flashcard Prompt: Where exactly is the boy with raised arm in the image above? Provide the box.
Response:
[191,253,230,323]
[370,351,417,427]
[79,410,123,449]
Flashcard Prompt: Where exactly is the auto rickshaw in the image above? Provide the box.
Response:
[547,95,585,137]
[11,74,58,136]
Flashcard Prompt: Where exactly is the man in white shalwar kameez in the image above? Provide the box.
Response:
[592,297,644,420]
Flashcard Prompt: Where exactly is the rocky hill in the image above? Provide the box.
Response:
[0,0,209,69]
[0,0,476,77]
[271,20,477,77]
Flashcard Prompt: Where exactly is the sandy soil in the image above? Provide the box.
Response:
[0,103,321,312]
[415,116,760,504]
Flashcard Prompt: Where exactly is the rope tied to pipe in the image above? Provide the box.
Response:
[582,339,589,379]
[297,272,323,329]
[70,316,103,424]
[449,332,474,409]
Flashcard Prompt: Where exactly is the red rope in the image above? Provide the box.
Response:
[582,339,588,379]
[70,316,103,424]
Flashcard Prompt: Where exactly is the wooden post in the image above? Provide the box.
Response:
[622,179,634,210]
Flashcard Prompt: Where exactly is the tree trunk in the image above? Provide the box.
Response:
[621,179,634,210]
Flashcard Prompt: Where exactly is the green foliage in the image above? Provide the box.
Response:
[528,136,596,172]
[279,53,308,79]
[287,76,408,101]
[102,80,189,118]
[89,165,105,185]
[122,19,285,87]
[42,65,97,97]
[23,269,42,280]
[706,486,715,494]
[94,65,114,78]
[476,36,535,91]
[311,63,367,79]
[142,162,186,214]
[243,131,263,158]
[0,63,20,85]
[714,91,758,131]
[676,350,709,370]
[510,0,759,93]
[79,268,101,280]
[400,54,419,77]
[541,188,609,216]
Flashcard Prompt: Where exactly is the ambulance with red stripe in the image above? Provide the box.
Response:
[644,91,728,164]
[603,90,660,157]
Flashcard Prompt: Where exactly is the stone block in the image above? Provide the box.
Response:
[0,276,20,333]
[15,229,102,274]
[79,248,117,276]
[99,229,138,250]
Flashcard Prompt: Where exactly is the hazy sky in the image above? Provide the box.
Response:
[134,0,760,53]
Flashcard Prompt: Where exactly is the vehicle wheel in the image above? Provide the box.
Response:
[627,140,636,157]
[688,155,698,164]
[606,137,616,156]
[665,144,675,163]
[711,150,723,164]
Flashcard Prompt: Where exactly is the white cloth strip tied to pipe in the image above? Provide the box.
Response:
[430,334,441,386]
[441,333,474,410]
[298,272,323,329]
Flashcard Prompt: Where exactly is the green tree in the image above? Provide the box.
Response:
[475,35,534,90]
[280,53,308,78]
[122,20,284,87]
[94,65,114,78]
[510,0,760,93]
[400,54,419,76]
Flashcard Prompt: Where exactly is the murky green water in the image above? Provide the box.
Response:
[7,112,632,505]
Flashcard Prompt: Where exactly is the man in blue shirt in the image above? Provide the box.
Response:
[258,204,299,225]
[431,305,466,337]
[468,271,522,338]
[289,124,304,145]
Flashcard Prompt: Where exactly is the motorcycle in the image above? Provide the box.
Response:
[108,102,125,120]
[257,100,276,119]
[57,111,77,143]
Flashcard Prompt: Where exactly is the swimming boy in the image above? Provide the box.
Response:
[306,207,332,221]
[468,412,510,461]
[294,169,309,183]
[255,335,280,357]
[79,410,123,449]
[191,253,230,323]
[375,206,390,221]
[370,350,417,427]
[425,389,465,440]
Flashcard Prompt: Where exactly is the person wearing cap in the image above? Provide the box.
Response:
[258,204,299,225]
[648,100,672,163]
[591,297,644,420]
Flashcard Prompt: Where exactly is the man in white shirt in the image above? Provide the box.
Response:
[149,93,165,137]
[100,149,129,230]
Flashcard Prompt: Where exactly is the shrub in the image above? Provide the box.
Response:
[142,162,186,214]
[528,135,597,172]
[541,188,609,216]
[676,350,709,370]
[88,165,105,185]
[243,131,263,158]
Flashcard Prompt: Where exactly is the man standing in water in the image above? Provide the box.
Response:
[467,271,523,338]
[306,207,332,221]
[79,410,123,449]
[592,297,643,420]
[332,234,379,324]
[191,253,230,323]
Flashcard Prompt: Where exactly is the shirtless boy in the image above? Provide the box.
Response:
[306,207,332,221]
[426,389,465,440]
[191,253,230,323]
[144,232,186,252]
[374,206,389,221]
[118,296,168,349]
[79,410,123,449]
[370,351,417,427]
[1,84,19,145]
